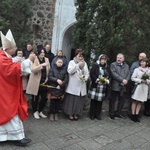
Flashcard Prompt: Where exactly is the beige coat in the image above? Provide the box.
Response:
[26,57,50,96]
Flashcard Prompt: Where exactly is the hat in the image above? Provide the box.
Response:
[0,29,16,50]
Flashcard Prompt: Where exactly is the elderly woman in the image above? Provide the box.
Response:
[63,49,89,120]
[88,54,111,120]
[26,48,50,119]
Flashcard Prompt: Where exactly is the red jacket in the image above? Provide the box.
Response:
[0,51,28,125]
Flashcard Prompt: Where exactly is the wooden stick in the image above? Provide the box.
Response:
[40,84,57,89]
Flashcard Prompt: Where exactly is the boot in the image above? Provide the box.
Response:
[135,114,140,122]
[148,111,150,116]
[96,115,102,120]
[90,115,95,120]
[130,114,137,122]
[54,114,58,121]
[49,114,54,121]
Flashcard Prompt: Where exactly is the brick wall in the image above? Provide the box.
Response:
[30,0,56,46]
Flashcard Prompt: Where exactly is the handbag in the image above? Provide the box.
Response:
[47,93,65,100]
[131,83,138,94]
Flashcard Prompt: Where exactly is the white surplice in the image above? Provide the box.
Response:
[0,115,25,141]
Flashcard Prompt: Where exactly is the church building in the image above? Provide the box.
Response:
[31,0,76,60]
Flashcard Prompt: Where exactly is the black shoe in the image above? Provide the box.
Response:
[130,114,136,122]
[135,115,140,122]
[131,114,139,122]
[144,111,150,117]
[127,114,132,119]
[147,111,150,116]
[90,116,95,120]
[14,138,31,146]
[136,114,141,119]
[109,115,115,120]
[96,116,102,120]
[114,114,123,118]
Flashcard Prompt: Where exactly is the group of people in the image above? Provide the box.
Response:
[0,29,89,146]
[88,52,150,123]
[25,47,89,122]
[1,29,150,146]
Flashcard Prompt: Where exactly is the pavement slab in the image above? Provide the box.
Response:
[0,99,150,150]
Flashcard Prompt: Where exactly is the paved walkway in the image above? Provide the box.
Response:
[0,99,150,150]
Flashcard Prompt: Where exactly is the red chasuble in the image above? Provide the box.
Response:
[0,51,28,125]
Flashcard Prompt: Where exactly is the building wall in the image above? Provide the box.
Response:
[51,0,76,58]
[30,0,76,60]
[30,0,56,46]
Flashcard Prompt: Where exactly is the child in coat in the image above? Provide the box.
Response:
[48,57,68,121]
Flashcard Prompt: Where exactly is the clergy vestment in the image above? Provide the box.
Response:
[0,50,28,141]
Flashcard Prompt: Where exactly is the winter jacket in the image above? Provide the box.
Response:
[48,65,68,97]
[110,61,130,91]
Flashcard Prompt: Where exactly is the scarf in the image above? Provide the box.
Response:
[73,57,85,78]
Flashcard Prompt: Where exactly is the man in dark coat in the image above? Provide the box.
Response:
[109,53,130,119]
[23,43,33,59]
[44,44,54,64]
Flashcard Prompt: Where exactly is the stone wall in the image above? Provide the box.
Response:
[30,0,56,46]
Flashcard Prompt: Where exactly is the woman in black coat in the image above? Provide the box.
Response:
[48,57,68,121]
[88,54,111,120]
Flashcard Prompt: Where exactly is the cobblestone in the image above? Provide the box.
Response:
[0,99,150,150]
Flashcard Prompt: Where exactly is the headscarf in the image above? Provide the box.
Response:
[96,54,108,77]
[96,54,108,66]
